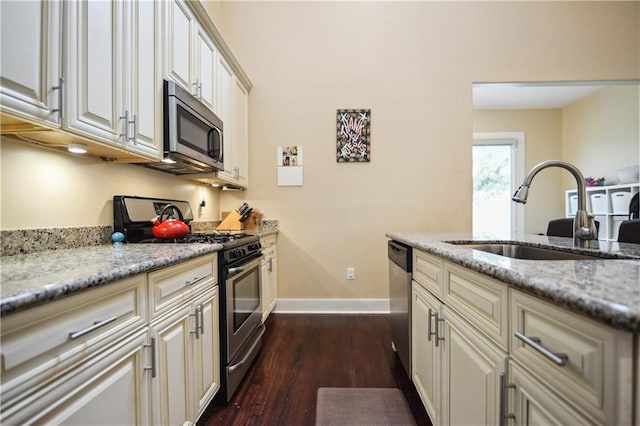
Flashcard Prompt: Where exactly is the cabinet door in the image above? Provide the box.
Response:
[0,0,61,126]
[411,282,442,425]
[234,78,249,186]
[192,287,221,419]
[194,26,217,113]
[150,304,194,426]
[216,54,235,182]
[261,256,271,322]
[509,361,591,425]
[127,0,161,158]
[268,251,278,314]
[64,0,125,145]
[164,0,194,92]
[1,329,151,425]
[442,307,506,426]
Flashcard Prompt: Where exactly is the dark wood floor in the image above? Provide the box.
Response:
[199,314,432,426]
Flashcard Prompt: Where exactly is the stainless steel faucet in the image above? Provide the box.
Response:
[512,160,598,248]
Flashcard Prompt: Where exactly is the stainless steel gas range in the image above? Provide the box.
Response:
[113,195,264,404]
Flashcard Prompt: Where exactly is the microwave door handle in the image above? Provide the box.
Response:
[208,127,223,157]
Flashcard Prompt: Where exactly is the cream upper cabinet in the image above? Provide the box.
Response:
[234,78,249,187]
[215,55,249,187]
[164,0,217,112]
[126,0,162,158]
[65,0,161,159]
[164,0,194,92]
[216,54,236,183]
[64,0,125,145]
[0,0,62,127]
[194,26,218,113]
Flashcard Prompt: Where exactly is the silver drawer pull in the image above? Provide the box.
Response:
[514,331,568,366]
[69,316,117,340]
[185,274,208,287]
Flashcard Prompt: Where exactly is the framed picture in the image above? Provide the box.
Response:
[336,109,370,162]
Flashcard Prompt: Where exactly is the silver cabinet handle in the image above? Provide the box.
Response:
[190,308,200,339]
[69,316,117,340]
[52,77,64,122]
[120,110,130,140]
[198,304,204,335]
[514,331,568,366]
[130,114,137,143]
[144,337,156,378]
[427,308,436,342]
[434,311,445,347]
[193,79,200,98]
[499,372,516,426]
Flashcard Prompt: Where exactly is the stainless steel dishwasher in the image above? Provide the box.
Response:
[388,240,412,377]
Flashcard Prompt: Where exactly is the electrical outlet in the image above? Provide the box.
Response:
[347,267,355,280]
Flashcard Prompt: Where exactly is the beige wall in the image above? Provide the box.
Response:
[212,1,639,301]
[1,2,638,304]
[0,137,221,229]
[561,85,640,188]
[473,109,563,235]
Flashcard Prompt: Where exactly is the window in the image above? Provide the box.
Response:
[472,133,525,237]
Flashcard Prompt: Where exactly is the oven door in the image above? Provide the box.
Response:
[225,254,263,362]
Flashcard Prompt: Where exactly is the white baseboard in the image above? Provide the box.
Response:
[273,298,390,314]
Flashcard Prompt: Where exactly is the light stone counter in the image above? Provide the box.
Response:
[0,243,221,316]
[387,232,640,332]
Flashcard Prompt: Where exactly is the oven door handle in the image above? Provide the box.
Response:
[226,254,264,279]
[227,266,245,278]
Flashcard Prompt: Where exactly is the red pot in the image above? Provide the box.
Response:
[152,204,190,239]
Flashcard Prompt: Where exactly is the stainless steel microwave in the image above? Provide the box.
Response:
[146,79,223,174]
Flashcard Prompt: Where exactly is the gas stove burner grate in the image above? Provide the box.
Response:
[139,232,255,245]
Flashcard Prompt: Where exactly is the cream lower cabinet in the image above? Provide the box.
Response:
[148,253,220,425]
[1,253,220,425]
[410,248,636,425]
[0,275,150,425]
[260,234,278,321]
[441,307,506,426]
[411,281,443,425]
[149,287,220,425]
[508,360,592,425]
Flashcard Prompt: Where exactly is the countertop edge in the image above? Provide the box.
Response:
[1,244,221,317]
[387,232,640,333]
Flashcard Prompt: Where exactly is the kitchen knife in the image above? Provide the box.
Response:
[239,207,253,222]
[238,203,249,215]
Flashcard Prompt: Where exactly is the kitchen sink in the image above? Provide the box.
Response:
[447,242,603,260]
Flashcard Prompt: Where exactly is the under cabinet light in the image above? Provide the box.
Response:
[68,143,88,154]
[161,157,177,164]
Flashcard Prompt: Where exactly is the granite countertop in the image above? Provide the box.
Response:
[387,232,640,333]
[0,243,222,317]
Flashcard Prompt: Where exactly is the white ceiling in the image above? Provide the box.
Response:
[473,83,611,110]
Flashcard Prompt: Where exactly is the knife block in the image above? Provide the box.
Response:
[216,211,243,231]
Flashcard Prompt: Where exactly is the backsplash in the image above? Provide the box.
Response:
[1,226,113,257]
[2,220,280,256]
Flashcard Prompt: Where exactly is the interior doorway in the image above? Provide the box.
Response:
[472,132,525,237]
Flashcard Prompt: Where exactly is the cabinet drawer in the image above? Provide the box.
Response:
[148,254,217,319]
[443,263,508,351]
[1,275,147,403]
[412,250,444,299]
[510,290,633,423]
